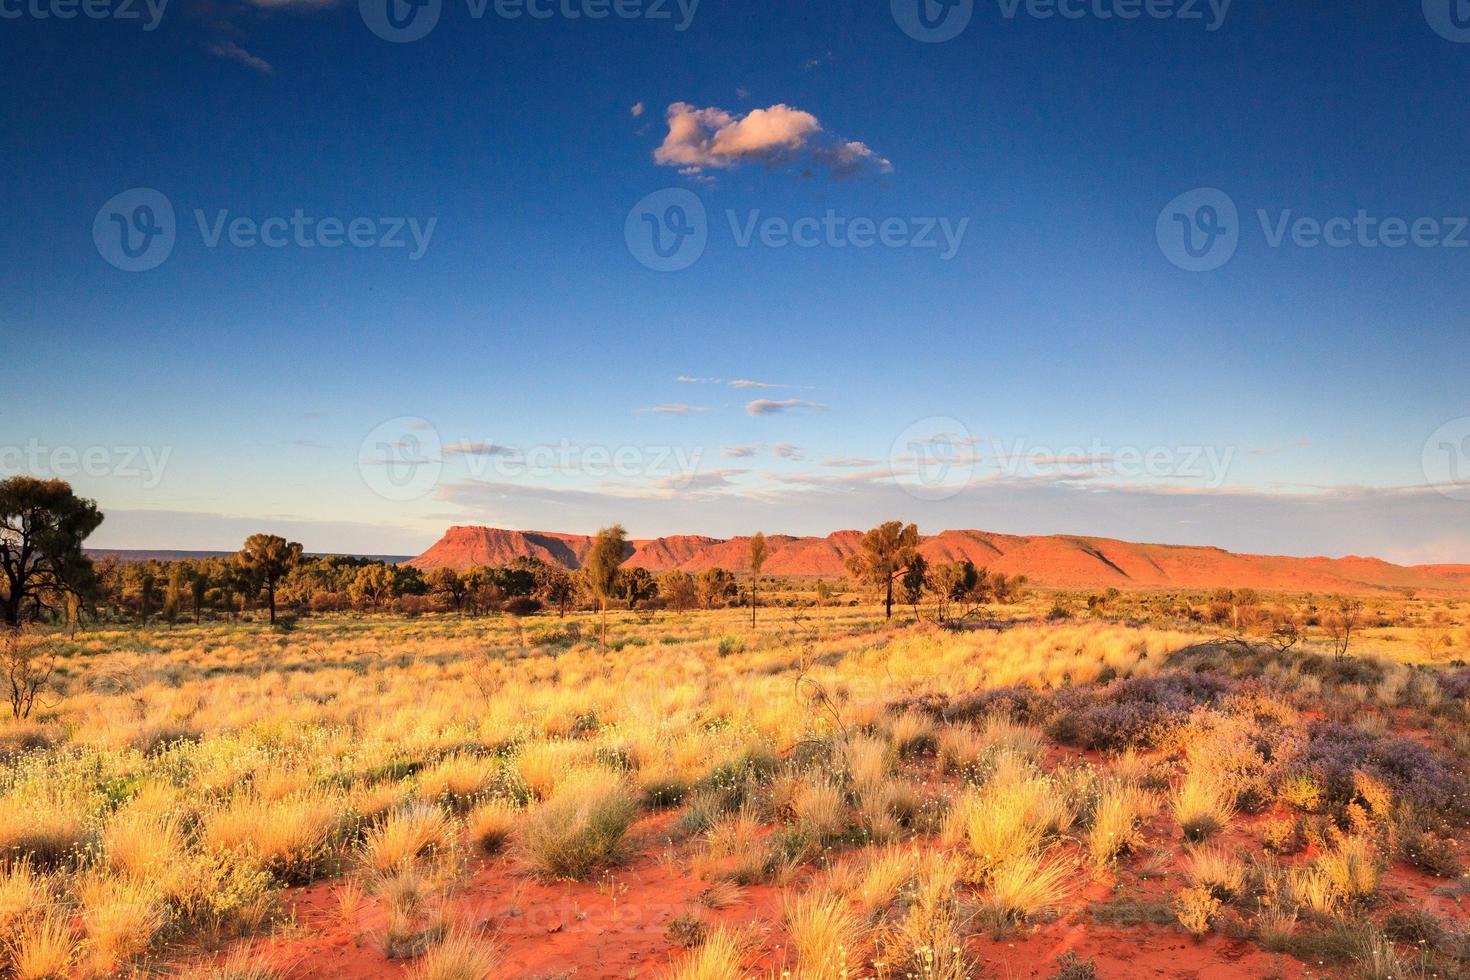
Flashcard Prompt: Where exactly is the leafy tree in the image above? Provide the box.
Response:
[124,562,160,624]
[748,532,768,627]
[844,521,921,621]
[428,566,470,616]
[661,570,698,612]
[1,628,55,721]
[235,534,303,624]
[0,477,104,627]
[535,567,577,618]
[900,553,928,617]
[697,568,737,610]
[584,525,628,654]
[349,564,396,612]
[618,566,658,610]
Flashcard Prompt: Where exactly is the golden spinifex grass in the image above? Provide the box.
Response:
[0,603,1467,976]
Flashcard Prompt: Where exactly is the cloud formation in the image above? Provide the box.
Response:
[637,404,708,415]
[207,41,273,74]
[746,399,829,416]
[654,103,892,178]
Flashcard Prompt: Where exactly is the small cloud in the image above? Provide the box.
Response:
[676,375,724,385]
[721,445,762,458]
[802,51,835,71]
[638,404,709,415]
[409,421,436,431]
[289,438,327,449]
[654,102,891,178]
[728,379,815,390]
[653,468,747,492]
[630,101,645,118]
[771,444,805,461]
[443,442,517,458]
[735,87,751,100]
[208,41,273,74]
[302,411,323,420]
[822,456,881,468]
[746,399,828,416]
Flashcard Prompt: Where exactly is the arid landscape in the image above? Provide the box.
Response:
[3,499,1470,979]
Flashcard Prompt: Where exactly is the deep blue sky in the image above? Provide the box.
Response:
[4,0,1469,560]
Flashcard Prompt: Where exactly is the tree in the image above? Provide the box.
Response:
[844,521,920,621]
[661,570,698,612]
[618,566,658,610]
[900,554,928,618]
[1,628,55,721]
[350,564,396,612]
[748,532,768,627]
[235,534,303,625]
[429,567,470,616]
[535,567,577,619]
[125,562,159,625]
[1323,596,1364,661]
[584,525,628,654]
[928,560,979,624]
[0,478,104,628]
[698,568,737,610]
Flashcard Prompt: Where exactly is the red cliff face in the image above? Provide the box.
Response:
[407,526,1470,594]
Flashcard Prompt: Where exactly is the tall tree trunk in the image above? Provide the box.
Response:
[600,598,607,655]
[750,576,756,628]
[267,584,276,625]
[885,577,893,620]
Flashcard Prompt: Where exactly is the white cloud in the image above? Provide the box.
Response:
[630,101,645,118]
[637,404,709,415]
[746,399,828,416]
[654,102,892,177]
[208,41,274,74]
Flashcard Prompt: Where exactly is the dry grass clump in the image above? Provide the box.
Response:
[782,887,864,978]
[360,804,454,875]
[204,792,344,882]
[1171,770,1236,841]
[406,929,501,980]
[4,908,78,980]
[1183,843,1246,899]
[466,799,519,854]
[1315,835,1380,905]
[1085,781,1156,868]
[0,800,87,870]
[518,774,637,879]
[884,711,937,758]
[664,925,748,980]
[875,851,975,980]
[1171,885,1222,939]
[75,872,166,972]
[417,754,501,811]
[977,848,1075,933]
[0,860,48,933]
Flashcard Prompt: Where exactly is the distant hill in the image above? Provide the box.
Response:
[408,525,1470,595]
[87,550,414,564]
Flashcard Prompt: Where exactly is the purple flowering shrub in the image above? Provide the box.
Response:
[1298,720,1470,819]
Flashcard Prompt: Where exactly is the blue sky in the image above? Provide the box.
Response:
[3,0,1470,560]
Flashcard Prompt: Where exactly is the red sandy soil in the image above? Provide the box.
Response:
[408,526,1470,596]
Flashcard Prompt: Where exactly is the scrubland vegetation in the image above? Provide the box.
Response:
[0,586,1467,978]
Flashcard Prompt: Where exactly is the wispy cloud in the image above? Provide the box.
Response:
[680,375,814,391]
[443,442,518,458]
[637,404,709,415]
[208,41,274,74]
[654,102,892,178]
[630,101,645,118]
[822,456,882,468]
[746,399,828,416]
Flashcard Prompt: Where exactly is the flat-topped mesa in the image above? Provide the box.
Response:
[407,526,1470,595]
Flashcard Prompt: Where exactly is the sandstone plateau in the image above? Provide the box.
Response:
[409,526,1470,595]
